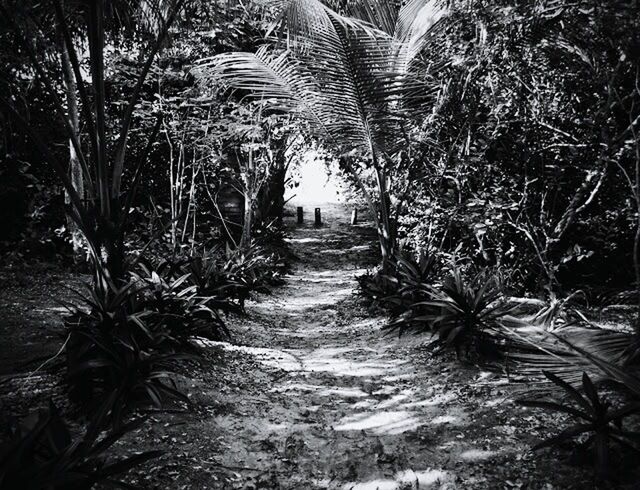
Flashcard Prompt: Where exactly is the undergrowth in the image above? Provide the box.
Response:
[359,249,640,481]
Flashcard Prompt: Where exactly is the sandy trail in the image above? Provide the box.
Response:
[165,203,585,489]
[0,205,611,488]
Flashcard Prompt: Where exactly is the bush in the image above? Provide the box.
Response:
[187,244,285,309]
[0,397,161,489]
[518,371,640,480]
[63,232,292,419]
[384,265,511,358]
[358,249,438,314]
[134,263,230,344]
[64,267,193,425]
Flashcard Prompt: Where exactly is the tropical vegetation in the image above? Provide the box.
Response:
[1,0,640,486]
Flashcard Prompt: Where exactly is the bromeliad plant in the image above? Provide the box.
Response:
[0,396,161,490]
[219,244,273,304]
[395,252,438,296]
[427,269,511,355]
[357,267,402,308]
[359,249,438,315]
[385,250,438,311]
[187,244,282,309]
[384,267,512,358]
[0,0,185,284]
[518,371,640,479]
[134,263,230,344]
[64,265,192,426]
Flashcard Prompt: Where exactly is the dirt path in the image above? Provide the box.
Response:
[0,204,592,489]
[178,204,586,489]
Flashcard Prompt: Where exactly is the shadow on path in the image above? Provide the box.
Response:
[191,203,587,489]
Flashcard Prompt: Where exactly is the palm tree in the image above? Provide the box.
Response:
[196,0,447,268]
[0,0,185,282]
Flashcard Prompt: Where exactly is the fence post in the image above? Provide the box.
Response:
[297,206,303,225]
[315,208,322,227]
[351,208,358,225]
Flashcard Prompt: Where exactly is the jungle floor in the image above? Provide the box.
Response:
[0,204,633,489]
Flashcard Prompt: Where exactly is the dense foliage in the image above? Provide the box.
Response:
[0,399,161,489]
[2,0,640,486]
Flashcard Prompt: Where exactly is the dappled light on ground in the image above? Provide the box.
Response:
[273,383,369,399]
[285,237,324,244]
[343,468,453,489]
[459,449,498,462]
[334,410,421,435]
[201,341,303,371]
[183,204,591,488]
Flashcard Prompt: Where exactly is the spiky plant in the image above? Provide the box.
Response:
[392,250,438,302]
[384,267,511,358]
[0,397,161,489]
[63,263,193,424]
[518,371,640,480]
[0,0,186,283]
[133,263,230,343]
[359,249,437,313]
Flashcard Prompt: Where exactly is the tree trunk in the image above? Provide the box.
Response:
[240,191,253,251]
[634,218,640,335]
[61,35,84,259]
[373,159,394,271]
[344,158,390,268]
[105,233,125,284]
[633,134,640,336]
[267,162,287,225]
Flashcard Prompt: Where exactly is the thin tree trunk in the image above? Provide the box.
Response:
[373,154,394,271]
[165,121,177,249]
[633,121,640,336]
[634,220,640,334]
[344,160,384,260]
[240,146,256,251]
[240,190,253,250]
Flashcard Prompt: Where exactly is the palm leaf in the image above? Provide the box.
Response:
[197,0,445,160]
[500,321,638,388]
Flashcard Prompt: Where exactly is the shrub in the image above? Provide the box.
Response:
[0,397,161,489]
[518,371,640,479]
[63,237,286,422]
[384,267,511,358]
[188,244,283,309]
[357,268,401,307]
[134,264,230,344]
[358,249,438,314]
[64,269,192,425]
[386,251,438,308]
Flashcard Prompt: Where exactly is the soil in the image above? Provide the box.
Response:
[0,204,635,489]
[0,262,87,377]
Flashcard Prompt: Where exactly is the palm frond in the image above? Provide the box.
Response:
[196,48,347,146]
[395,0,447,43]
[501,321,638,387]
[343,0,402,36]
[197,0,446,161]
[393,0,449,76]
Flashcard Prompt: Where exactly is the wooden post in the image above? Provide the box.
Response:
[297,206,303,224]
[315,208,322,227]
[351,208,358,225]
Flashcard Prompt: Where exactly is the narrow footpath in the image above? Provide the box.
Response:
[169,203,587,489]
